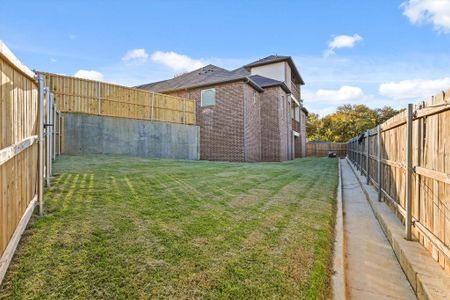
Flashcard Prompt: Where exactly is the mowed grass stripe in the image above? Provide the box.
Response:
[0,155,337,299]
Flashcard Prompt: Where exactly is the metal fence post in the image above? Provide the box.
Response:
[49,93,53,175]
[52,102,56,160]
[377,125,382,202]
[37,75,45,216]
[405,103,413,240]
[366,130,370,184]
[46,91,51,187]
[58,111,61,155]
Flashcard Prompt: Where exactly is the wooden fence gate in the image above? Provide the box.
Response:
[0,41,61,283]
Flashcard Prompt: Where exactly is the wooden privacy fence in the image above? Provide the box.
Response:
[306,141,347,157]
[347,91,450,273]
[0,41,61,283]
[39,72,196,125]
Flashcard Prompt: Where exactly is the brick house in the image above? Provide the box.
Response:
[137,55,308,162]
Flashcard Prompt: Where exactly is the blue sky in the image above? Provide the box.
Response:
[2,0,450,116]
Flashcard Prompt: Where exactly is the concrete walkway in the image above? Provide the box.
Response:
[341,159,416,299]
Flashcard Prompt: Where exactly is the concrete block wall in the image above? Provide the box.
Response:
[63,113,200,160]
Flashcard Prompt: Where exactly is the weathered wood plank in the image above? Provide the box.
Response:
[0,195,37,284]
[38,72,196,125]
[0,136,38,166]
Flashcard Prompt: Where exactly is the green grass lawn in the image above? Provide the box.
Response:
[0,155,337,299]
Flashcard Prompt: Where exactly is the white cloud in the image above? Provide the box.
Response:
[401,0,450,33]
[73,70,104,81]
[314,86,364,103]
[69,34,76,40]
[122,48,149,64]
[379,77,450,99]
[325,34,363,56]
[151,51,206,72]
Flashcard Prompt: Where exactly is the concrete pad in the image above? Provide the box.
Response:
[341,160,416,299]
[332,160,347,300]
[346,159,450,300]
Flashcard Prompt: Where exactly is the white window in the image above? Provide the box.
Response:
[201,88,216,106]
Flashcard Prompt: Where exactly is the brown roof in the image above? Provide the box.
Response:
[135,64,263,93]
[136,54,304,93]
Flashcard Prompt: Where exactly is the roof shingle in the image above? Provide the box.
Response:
[136,54,304,93]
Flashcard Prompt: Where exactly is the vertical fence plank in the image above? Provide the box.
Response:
[366,130,370,184]
[406,103,413,240]
[37,75,45,215]
[97,81,101,115]
[39,72,195,125]
[377,125,382,202]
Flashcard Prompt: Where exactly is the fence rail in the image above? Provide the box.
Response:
[39,72,196,125]
[0,42,61,284]
[347,90,450,274]
[306,142,347,157]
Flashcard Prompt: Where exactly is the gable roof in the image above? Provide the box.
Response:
[136,64,266,93]
[244,55,304,85]
[136,54,304,93]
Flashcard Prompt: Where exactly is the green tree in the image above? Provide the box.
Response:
[307,104,400,142]
[306,113,322,141]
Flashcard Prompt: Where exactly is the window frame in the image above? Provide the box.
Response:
[201,88,216,107]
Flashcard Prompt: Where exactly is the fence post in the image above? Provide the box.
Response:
[405,103,413,240]
[48,93,53,176]
[194,100,197,126]
[45,91,51,187]
[52,103,56,160]
[37,75,45,216]
[360,137,363,175]
[366,130,370,184]
[97,81,101,115]
[151,92,155,120]
[58,112,61,155]
[183,98,186,124]
[377,125,382,202]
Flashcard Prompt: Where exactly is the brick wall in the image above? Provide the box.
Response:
[166,81,262,162]
[300,110,307,157]
[243,84,262,162]
[260,86,292,161]
[279,90,288,161]
[294,136,302,158]
[260,87,280,161]
[165,81,299,162]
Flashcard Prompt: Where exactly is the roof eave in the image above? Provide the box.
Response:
[155,76,263,94]
[259,81,291,94]
[301,106,309,115]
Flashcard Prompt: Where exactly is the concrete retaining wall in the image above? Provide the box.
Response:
[63,113,200,160]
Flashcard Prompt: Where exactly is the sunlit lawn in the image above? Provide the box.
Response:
[0,155,337,299]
